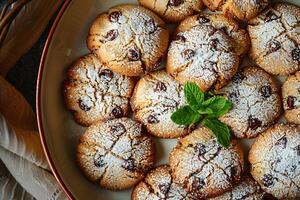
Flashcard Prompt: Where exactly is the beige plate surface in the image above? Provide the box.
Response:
[37,0,299,199]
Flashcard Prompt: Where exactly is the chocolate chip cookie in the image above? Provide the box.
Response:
[131,70,189,138]
[87,4,169,76]
[217,66,282,139]
[138,0,204,23]
[208,176,266,200]
[282,71,300,125]
[177,13,250,56]
[223,0,269,21]
[132,165,197,200]
[249,124,300,199]
[248,3,300,75]
[202,0,225,11]
[169,126,244,198]
[167,23,239,92]
[76,118,155,190]
[63,54,135,126]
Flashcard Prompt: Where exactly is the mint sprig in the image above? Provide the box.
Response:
[171,82,233,148]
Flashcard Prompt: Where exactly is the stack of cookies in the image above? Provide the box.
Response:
[63,1,300,199]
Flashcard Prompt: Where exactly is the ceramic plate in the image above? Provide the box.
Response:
[37,0,299,199]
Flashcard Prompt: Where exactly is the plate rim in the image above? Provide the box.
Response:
[36,0,75,199]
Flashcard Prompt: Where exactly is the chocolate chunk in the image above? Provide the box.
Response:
[275,136,287,148]
[292,47,300,62]
[94,154,105,167]
[287,96,296,109]
[262,174,275,187]
[192,177,205,190]
[99,69,114,81]
[265,11,279,22]
[209,39,218,49]
[158,183,169,195]
[168,0,184,7]
[260,85,272,98]
[109,11,121,22]
[122,158,135,171]
[110,123,126,136]
[147,115,159,124]
[196,144,206,158]
[248,116,262,130]
[294,145,300,156]
[198,15,210,24]
[155,81,167,92]
[111,106,123,118]
[181,49,195,60]
[230,167,237,177]
[78,99,91,111]
[145,18,157,34]
[101,29,118,43]
[128,48,141,61]
[174,34,186,42]
[232,71,245,84]
[267,40,281,53]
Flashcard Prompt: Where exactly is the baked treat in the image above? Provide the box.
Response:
[167,23,239,92]
[223,0,269,21]
[169,126,244,198]
[177,13,250,56]
[249,124,300,199]
[76,118,155,190]
[131,70,189,138]
[248,3,300,75]
[282,71,300,125]
[208,176,265,200]
[203,0,225,11]
[132,165,197,200]
[87,4,169,76]
[63,54,135,126]
[217,67,282,138]
[138,0,204,23]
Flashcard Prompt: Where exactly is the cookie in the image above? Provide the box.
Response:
[169,126,244,198]
[249,124,300,199]
[223,0,269,21]
[282,71,300,125]
[76,118,155,190]
[248,3,300,75]
[203,0,225,11]
[138,0,204,23]
[132,165,197,200]
[131,70,189,138]
[87,4,169,76]
[167,23,239,92]
[177,13,250,56]
[63,54,135,126]
[208,176,265,200]
[217,66,282,138]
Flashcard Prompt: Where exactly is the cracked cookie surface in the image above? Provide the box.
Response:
[87,4,169,76]
[167,24,239,92]
[248,3,300,75]
[177,13,250,56]
[132,165,197,200]
[76,118,155,190]
[131,70,189,138]
[218,66,282,139]
[169,126,244,198]
[223,0,269,21]
[249,124,300,199]
[282,71,300,125]
[63,54,135,126]
[209,176,265,200]
[202,0,225,11]
[138,0,204,23]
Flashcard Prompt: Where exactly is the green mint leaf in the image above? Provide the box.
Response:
[201,118,231,148]
[171,105,201,125]
[203,96,233,117]
[184,82,204,111]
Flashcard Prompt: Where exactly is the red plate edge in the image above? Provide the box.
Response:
[36,0,75,199]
